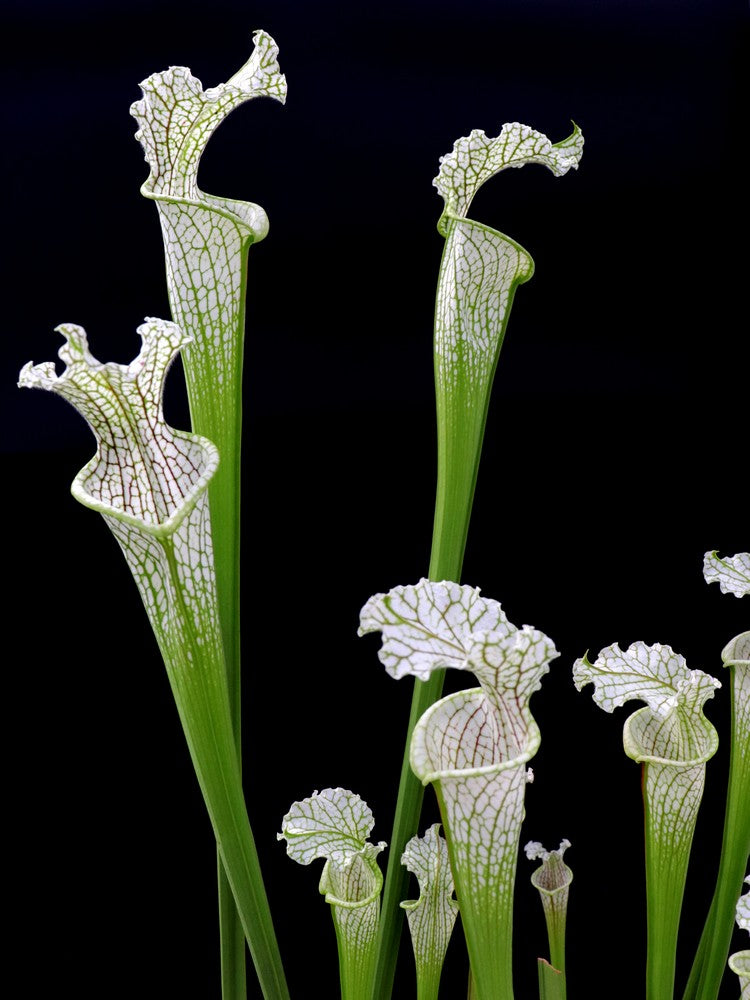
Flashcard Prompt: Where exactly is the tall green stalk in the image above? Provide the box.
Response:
[369,122,583,1000]
[131,32,287,997]
[19,319,290,1000]
[683,630,750,1000]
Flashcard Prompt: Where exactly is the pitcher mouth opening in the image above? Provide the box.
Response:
[71,430,219,539]
[411,685,541,786]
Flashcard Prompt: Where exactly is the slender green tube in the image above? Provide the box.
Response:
[131,37,287,995]
[683,634,750,1000]
[19,318,290,999]
[642,760,706,1000]
[159,543,290,1000]
[526,840,572,995]
[171,221,248,1000]
[369,211,531,1000]
[328,883,382,1000]
[370,671,446,1000]
[537,961,565,1000]
[368,121,583,1000]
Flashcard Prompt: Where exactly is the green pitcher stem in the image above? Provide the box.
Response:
[203,262,246,1000]
[160,542,290,1000]
[367,315,507,998]
[332,901,381,1000]
[159,201,251,1000]
[372,522,476,999]
[219,857,248,998]
[527,840,571,998]
[683,664,750,1000]
[434,766,522,1000]
[367,122,582,1000]
[369,668,447,1000]
[643,761,705,1000]
[369,219,524,1000]
[415,963,443,1000]
[537,961,566,1000]
[132,36,287,990]
[368,236,479,1000]
[545,912,567,986]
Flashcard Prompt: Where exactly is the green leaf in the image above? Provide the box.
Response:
[575,641,720,1000]
[401,824,459,1000]
[537,959,566,1000]
[132,35,287,995]
[428,121,583,589]
[525,840,572,980]
[703,551,750,598]
[684,633,750,1000]
[370,123,582,1000]
[130,26,287,694]
[19,320,289,999]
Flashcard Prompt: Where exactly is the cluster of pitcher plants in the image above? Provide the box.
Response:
[20,31,748,1000]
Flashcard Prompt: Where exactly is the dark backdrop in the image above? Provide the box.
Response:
[3,1,748,997]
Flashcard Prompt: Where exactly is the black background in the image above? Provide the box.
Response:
[3,1,748,997]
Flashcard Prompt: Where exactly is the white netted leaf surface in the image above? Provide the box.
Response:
[359,579,511,680]
[704,551,750,598]
[434,122,583,229]
[525,839,573,894]
[573,642,720,718]
[131,30,286,201]
[20,319,216,525]
[278,787,381,869]
[574,642,720,765]
[401,824,459,983]
[131,32,286,473]
[429,123,583,585]
[19,319,223,656]
[279,788,384,996]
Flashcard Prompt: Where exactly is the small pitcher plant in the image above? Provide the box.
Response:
[400,824,459,1000]
[525,840,573,995]
[279,788,386,1000]
[20,28,747,1000]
